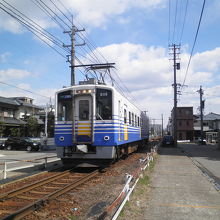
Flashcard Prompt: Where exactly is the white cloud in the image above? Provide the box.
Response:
[0,0,166,33]
[0,85,56,106]
[17,83,31,90]
[0,52,10,63]
[192,47,220,72]
[0,0,57,34]
[88,43,220,123]
[0,68,31,81]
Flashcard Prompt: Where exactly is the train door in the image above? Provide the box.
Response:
[118,100,123,141]
[74,95,93,144]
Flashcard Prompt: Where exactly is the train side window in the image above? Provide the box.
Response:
[124,109,127,124]
[96,89,112,120]
[129,112,131,125]
[57,91,72,121]
[132,113,134,126]
[138,117,140,127]
[135,115,137,127]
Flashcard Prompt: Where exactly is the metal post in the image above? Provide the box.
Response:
[161,114,164,137]
[45,157,47,169]
[3,162,7,179]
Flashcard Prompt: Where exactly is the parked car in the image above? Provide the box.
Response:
[198,138,207,145]
[162,135,174,147]
[4,137,41,151]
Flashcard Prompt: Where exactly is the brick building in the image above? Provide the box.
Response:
[170,106,194,141]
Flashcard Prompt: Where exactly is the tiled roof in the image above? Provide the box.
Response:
[0,96,20,106]
[0,117,26,125]
[203,112,220,121]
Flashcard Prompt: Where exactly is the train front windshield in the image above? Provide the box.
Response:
[96,88,112,120]
[57,91,72,121]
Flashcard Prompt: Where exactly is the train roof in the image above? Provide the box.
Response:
[56,83,143,111]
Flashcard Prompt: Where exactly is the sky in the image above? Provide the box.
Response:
[0,0,220,126]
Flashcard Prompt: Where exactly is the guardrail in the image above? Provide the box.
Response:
[0,156,60,179]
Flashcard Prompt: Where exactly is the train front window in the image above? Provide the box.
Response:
[96,88,112,120]
[57,91,72,121]
[79,100,89,120]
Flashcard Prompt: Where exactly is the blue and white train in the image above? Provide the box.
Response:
[55,80,149,165]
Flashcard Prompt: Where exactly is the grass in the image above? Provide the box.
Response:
[117,154,158,220]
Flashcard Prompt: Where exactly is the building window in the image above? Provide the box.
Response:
[179,121,182,126]
[186,121,189,126]
[185,109,192,115]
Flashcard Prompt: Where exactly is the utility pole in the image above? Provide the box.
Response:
[169,44,180,147]
[161,114,164,137]
[197,86,204,143]
[64,22,85,86]
[45,103,48,138]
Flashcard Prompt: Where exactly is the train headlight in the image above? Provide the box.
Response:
[76,89,93,94]
[104,136,110,141]
[59,136,65,141]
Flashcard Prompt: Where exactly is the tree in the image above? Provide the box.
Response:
[47,111,55,137]
[27,116,38,137]
[10,127,20,137]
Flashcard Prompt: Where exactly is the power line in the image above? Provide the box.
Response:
[0,81,52,100]
[179,0,189,44]
[172,0,179,43]
[181,0,206,89]
[0,2,69,59]
[32,0,71,30]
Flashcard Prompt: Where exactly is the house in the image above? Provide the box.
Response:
[194,112,220,142]
[0,96,44,137]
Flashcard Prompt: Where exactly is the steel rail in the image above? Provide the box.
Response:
[1,169,99,220]
[0,169,73,201]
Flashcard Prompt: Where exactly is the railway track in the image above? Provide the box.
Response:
[0,168,100,220]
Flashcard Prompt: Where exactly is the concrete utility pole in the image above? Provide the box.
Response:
[64,22,85,86]
[169,44,180,148]
[197,86,204,142]
[45,103,48,138]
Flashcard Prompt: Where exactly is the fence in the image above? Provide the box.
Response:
[0,155,60,180]
[98,144,158,220]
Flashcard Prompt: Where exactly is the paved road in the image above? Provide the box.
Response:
[179,143,220,188]
[144,147,220,220]
[0,149,60,181]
